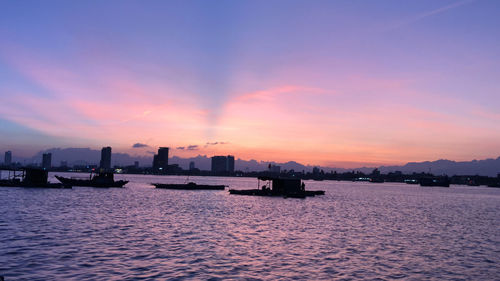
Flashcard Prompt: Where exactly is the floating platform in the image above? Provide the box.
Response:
[153,182,225,190]
[0,179,70,188]
[0,168,71,189]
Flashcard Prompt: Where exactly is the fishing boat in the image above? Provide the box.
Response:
[229,176,325,198]
[152,182,225,190]
[55,171,128,188]
[0,168,71,188]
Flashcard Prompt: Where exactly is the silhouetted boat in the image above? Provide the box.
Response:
[229,176,325,198]
[487,182,500,188]
[0,168,70,188]
[55,172,127,188]
[152,182,225,190]
[420,177,450,187]
[466,180,480,186]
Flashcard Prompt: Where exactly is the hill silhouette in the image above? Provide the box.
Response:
[9,147,500,176]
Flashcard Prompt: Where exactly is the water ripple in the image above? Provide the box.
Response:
[0,174,499,280]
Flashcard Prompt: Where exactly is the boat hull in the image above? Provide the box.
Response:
[228,189,323,198]
[0,179,71,189]
[153,183,225,190]
[55,176,128,188]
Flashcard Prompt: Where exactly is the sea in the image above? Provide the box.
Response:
[0,172,499,280]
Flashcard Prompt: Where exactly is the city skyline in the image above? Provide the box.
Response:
[1,0,499,168]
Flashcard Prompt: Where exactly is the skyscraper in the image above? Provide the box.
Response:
[211,156,227,173]
[100,147,112,170]
[211,155,235,174]
[4,151,12,166]
[227,155,235,173]
[42,153,52,169]
[153,147,169,172]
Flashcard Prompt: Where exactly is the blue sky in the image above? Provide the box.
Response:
[1,0,499,166]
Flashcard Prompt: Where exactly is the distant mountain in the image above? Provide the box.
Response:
[170,155,212,170]
[11,147,500,176]
[378,157,500,177]
[28,148,152,167]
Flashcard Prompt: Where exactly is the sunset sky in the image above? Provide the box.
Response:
[1,0,499,167]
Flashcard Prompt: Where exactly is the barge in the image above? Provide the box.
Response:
[55,171,128,188]
[229,176,325,198]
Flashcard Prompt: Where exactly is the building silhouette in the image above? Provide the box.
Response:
[227,155,235,172]
[4,151,12,166]
[189,161,195,170]
[211,155,235,174]
[100,147,112,170]
[42,153,52,169]
[313,167,320,175]
[269,164,281,174]
[153,147,169,173]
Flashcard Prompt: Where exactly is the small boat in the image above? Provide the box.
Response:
[420,177,450,187]
[55,171,128,188]
[152,182,225,190]
[229,176,325,198]
[0,168,71,189]
[487,182,500,188]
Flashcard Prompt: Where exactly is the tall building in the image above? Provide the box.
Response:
[269,164,281,174]
[189,161,195,170]
[211,155,235,174]
[4,151,12,166]
[227,155,235,173]
[153,147,169,172]
[42,153,52,169]
[100,147,112,170]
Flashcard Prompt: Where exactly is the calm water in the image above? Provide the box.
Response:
[0,173,499,280]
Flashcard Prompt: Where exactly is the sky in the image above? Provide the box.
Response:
[0,0,499,168]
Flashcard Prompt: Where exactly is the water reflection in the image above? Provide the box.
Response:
[0,174,499,280]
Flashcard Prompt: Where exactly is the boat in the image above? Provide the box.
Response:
[466,179,480,186]
[55,171,128,188]
[404,179,419,184]
[487,174,500,187]
[419,177,450,187]
[0,168,71,188]
[487,180,500,188]
[229,176,325,198]
[152,182,225,190]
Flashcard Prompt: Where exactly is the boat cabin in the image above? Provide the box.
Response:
[24,168,49,185]
[258,176,305,195]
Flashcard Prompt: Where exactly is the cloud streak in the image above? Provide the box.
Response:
[384,0,475,32]
[176,145,200,151]
[132,143,149,148]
